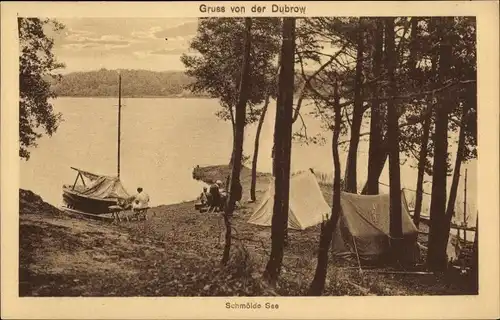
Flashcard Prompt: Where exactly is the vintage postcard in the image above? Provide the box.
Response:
[1,1,499,319]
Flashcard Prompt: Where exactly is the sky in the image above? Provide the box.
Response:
[49,18,339,74]
[50,18,200,73]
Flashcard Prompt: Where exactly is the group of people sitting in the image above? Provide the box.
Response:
[198,180,227,213]
[109,177,243,220]
[197,177,242,213]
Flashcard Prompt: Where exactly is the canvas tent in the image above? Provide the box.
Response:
[247,170,331,230]
[331,191,419,263]
[247,170,419,263]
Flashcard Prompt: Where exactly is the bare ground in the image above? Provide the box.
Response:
[19,166,478,296]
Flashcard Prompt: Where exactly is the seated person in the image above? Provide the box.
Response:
[196,186,211,211]
[208,181,222,212]
[199,187,209,205]
[129,187,150,219]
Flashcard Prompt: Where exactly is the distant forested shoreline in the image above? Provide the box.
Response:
[50,69,208,98]
[50,68,310,98]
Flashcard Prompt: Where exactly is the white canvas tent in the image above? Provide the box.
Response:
[247,170,331,230]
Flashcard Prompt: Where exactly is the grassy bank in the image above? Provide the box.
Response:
[19,165,477,296]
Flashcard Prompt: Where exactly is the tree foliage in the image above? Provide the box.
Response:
[19,18,65,160]
[297,17,476,176]
[181,18,281,127]
[398,17,477,176]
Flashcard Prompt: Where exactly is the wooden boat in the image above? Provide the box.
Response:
[63,189,116,214]
[62,167,130,214]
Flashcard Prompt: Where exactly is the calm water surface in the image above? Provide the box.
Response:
[20,97,477,230]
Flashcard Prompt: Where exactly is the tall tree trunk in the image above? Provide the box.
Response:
[361,136,389,194]
[308,78,342,296]
[364,19,384,195]
[445,117,468,219]
[344,19,365,194]
[412,17,430,228]
[442,94,470,248]
[271,144,275,176]
[427,17,453,271]
[229,150,235,166]
[222,18,252,265]
[228,105,236,165]
[385,17,404,262]
[271,55,283,178]
[413,114,431,228]
[408,18,419,70]
[250,94,270,202]
[263,17,295,286]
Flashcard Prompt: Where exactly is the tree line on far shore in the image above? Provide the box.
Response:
[48,69,202,98]
[48,68,313,98]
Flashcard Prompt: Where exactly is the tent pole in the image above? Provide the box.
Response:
[352,237,363,276]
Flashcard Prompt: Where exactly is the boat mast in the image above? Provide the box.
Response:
[117,73,122,178]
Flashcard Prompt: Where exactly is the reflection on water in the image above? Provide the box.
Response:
[20,97,477,228]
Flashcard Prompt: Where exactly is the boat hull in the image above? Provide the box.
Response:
[62,187,117,214]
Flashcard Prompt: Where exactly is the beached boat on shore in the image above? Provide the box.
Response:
[62,167,130,215]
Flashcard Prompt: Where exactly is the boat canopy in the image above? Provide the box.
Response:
[71,167,130,200]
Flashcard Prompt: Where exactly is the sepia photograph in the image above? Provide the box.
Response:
[17,14,480,297]
[2,1,499,319]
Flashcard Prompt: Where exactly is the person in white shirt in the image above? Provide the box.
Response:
[130,187,150,220]
[200,187,209,206]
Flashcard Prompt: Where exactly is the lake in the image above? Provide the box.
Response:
[20,97,477,230]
